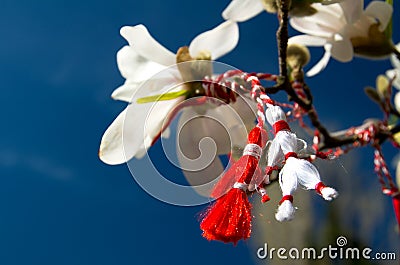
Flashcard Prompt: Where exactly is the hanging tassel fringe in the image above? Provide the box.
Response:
[383,188,400,232]
[200,126,268,244]
[210,150,262,199]
[392,192,400,232]
[200,185,252,244]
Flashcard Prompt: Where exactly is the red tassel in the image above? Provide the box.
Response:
[200,126,268,244]
[200,188,252,244]
[210,127,268,198]
[392,193,400,232]
[210,155,262,199]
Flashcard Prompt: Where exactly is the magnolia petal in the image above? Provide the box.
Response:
[390,43,400,69]
[142,96,185,149]
[176,96,255,162]
[99,99,173,165]
[117,46,166,82]
[309,4,344,30]
[364,1,393,31]
[288,34,327,47]
[386,69,400,90]
[99,108,138,165]
[394,92,400,113]
[112,75,180,103]
[189,20,239,60]
[177,106,231,155]
[120,25,176,66]
[112,81,143,102]
[340,20,368,41]
[339,0,363,24]
[330,36,353,62]
[176,110,226,197]
[290,16,336,39]
[100,90,185,165]
[229,95,258,130]
[291,2,343,35]
[306,45,332,77]
[207,105,251,152]
[393,70,400,91]
[222,0,264,22]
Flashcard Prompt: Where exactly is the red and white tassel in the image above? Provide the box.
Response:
[265,106,338,222]
[200,125,268,244]
[210,141,263,199]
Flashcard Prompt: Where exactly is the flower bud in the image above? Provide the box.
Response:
[376,75,390,99]
[260,0,278,13]
[364,87,381,103]
[287,43,310,69]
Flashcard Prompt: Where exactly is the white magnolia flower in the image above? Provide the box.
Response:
[112,21,239,102]
[289,0,393,76]
[99,21,256,173]
[222,0,343,22]
[386,42,400,90]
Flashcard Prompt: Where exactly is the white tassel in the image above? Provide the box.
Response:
[278,162,298,195]
[265,106,338,222]
[320,187,339,201]
[275,200,295,222]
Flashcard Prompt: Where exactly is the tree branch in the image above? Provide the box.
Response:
[277,0,290,78]
[268,0,399,152]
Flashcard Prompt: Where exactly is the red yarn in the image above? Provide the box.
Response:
[279,195,294,205]
[210,156,261,198]
[200,188,252,244]
[315,182,326,195]
[210,126,268,198]
[284,152,298,160]
[392,193,400,231]
[265,165,279,176]
[261,194,271,203]
[200,126,268,244]
[273,120,291,135]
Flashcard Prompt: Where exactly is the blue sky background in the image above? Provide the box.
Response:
[0,0,399,264]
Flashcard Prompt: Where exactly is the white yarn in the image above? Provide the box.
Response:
[287,156,322,190]
[265,105,338,221]
[275,200,295,222]
[320,187,339,201]
[233,182,248,191]
[243,143,262,159]
[265,105,287,125]
[278,161,298,195]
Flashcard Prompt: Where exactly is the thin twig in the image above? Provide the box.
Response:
[276,0,290,78]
